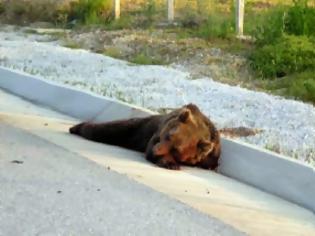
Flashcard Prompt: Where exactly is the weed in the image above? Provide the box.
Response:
[285,0,315,36]
[253,6,286,46]
[143,0,156,25]
[67,0,113,25]
[253,0,315,45]
[0,0,61,25]
[63,39,82,49]
[196,13,235,40]
[265,70,315,104]
[130,53,165,65]
[250,35,315,78]
[103,47,123,59]
[23,28,39,34]
[249,0,315,105]
[105,16,133,30]
[0,2,4,14]
[177,0,235,40]
[290,77,315,102]
[264,142,281,154]
[55,11,69,29]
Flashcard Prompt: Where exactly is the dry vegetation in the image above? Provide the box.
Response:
[1,0,315,104]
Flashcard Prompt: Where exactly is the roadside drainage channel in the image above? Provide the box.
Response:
[0,66,314,214]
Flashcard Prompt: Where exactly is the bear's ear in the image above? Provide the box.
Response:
[184,103,198,112]
[197,139,214,154]
[178,109,192,123]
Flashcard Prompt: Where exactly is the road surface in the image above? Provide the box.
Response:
[0,88,315,235]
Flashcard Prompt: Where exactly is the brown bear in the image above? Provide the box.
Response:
[69,104,221,170]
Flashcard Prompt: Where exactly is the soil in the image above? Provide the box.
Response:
[59,27,255,88]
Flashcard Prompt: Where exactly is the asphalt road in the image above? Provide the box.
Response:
[1,88,314,235]
[0,122,243,236]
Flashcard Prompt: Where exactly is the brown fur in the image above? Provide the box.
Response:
[219,126,263,138]
[69,104,220,170]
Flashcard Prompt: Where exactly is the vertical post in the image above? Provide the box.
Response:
[114,0,120,20]
[236,0,244,36]
[167,0,174,22]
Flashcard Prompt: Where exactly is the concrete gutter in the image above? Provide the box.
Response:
[0,66,314,213]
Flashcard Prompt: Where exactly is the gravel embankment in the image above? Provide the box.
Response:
[0,26,314,166]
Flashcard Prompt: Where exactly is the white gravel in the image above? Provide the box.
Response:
[0,26,314,167]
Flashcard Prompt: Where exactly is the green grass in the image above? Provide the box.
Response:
[248,0,315,104]
[250,35,315,78]
[23,28,39,34]
[103,47,123,59]
[264,70,315,104]
[194,14,235,40]
[130,53,165,65]
[0,0,61,25]
[67,0,113,25]
[104,16,133,30]
[63,39,82,49]
[0,2,5,14]
[2,0,315,106]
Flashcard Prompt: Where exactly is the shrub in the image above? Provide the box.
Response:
[105,16,133,30]
[103,47,123,59]
[1,0,60,24]
[285,0,315,36]
[194,13,235,40]
[289,76,315,102]
[266,70,315,104]
[178,4,204,29]
[250,35,315,78]
[0,2,5,15]
[143,0,156,25]
[253,0,315,45]
[253,6,286,46]
[131,53,165,65]
[68,0,113,25]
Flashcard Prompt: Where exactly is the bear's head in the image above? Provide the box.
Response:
[152,104,217,165]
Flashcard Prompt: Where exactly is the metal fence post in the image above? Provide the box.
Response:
[236,0,244,36]
[114,0,120,20]
[167,0,174,22]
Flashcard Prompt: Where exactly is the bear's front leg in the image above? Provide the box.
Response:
[155,154,180,170]
[69,122,85,135]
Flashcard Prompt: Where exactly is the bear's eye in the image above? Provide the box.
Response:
[197,140,205,149]
[197,140,211,150]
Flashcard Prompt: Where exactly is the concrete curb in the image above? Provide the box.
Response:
[221,139,314,212]
[0,67,154,122]
[1,66,314,213]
